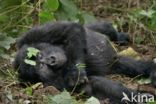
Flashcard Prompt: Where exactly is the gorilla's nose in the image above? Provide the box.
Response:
[49,56,56,65]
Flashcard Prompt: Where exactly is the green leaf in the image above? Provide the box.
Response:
[43,0,59,11]
[0,15,8,22]
[134,35,144,44]
[59,0,78,16]
[39,11,55,23]
[137,78,151,85]
[0,36,15,50]
[48,91,77,104]
[55,0,79,21]
[85,96,100,104]
[76,63,86,71]
[25,87,33,96]
[24,47,39,66]
[27,47,40,58]
[139,10,155,18]
[81,12,96,24]
[24,59,36,66]
[5,91,13,101]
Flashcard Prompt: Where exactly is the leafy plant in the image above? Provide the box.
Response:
[24,47,40,66]
[76,63,86,71]
[39,0,59,23]
[39,0,96,24]
[47,90,100,104]
[0,33,15,59]
[25,87,33,96]
[0,0,96,59]
[85,96,100,104]
[47,91,78,104]
[137,78,151,85]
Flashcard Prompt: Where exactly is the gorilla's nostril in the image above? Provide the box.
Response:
[50,56,56,63]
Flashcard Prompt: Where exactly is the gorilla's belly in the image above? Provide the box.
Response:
[85,29,117,76]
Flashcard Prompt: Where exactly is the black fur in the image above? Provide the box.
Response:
[85,21,130,45]
[14,21,156,103]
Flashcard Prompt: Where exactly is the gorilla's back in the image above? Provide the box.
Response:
[85,29,117,76]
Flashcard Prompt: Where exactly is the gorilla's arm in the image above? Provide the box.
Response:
[17,22,88,79]
[13,45,41,83]
[84,76,136,103]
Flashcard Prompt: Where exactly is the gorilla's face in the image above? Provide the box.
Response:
[37,44,67,68]
[32,43,68,85]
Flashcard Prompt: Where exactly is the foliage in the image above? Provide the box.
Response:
[0,0,96,59]
[130,8,156,31]
[130,8,156,44]
[114,5,156,45]
[137,78,151,85]
[47,91,79,104]
[40,0,96,24]
[0,33,15,59]
[26,47,40,59]
[85,96,100,104]
[76,63,86,71]
[25,87,33,96]
[47,90,100,104]
[24,47,40,66]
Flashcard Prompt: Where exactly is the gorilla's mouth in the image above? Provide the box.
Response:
[37,61,62,72]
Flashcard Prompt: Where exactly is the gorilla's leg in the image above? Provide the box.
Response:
[85,21,118,41]
[112,56,156,86]
[85,21,130,44]
[86,76,137,103]
[117,32,130,45]
[63,67,135,103]
[112,56,154,76]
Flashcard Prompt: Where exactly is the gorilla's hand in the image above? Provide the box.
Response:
[64,65,88,88]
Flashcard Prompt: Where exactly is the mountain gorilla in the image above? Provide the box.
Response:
[14,21,156,103]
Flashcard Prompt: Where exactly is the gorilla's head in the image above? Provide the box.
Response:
[14,43,67,85]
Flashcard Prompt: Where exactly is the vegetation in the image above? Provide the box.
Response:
[0,0,96,59]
